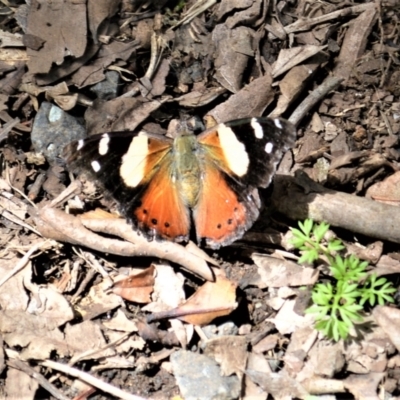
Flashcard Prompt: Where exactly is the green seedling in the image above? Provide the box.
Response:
[291,219,396,341]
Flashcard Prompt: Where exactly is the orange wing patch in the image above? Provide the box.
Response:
[193,166,249,249]
[197,130,226,167]
[133,162,191,241]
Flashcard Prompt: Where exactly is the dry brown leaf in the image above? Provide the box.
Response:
[4,367,38,400]
[251,254,319,288]
[66,320,115,363]
[268,299,315,335]
[372,306,400,352]
[179,278,236,325]
[272,45,327,78]
[174,275,237,326]
[366,171,400,205]
[204,335,247,378]
[243,352,271,400]
[112,265,155,303]
[75,279,123,321]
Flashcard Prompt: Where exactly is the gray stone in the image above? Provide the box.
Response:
[90,71,120,100]
[31,102,86,163]
[171,350,241,400]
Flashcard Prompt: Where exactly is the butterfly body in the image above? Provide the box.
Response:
[63,117,296,249]
[171,134,203,207]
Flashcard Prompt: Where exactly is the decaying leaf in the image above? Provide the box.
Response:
[112,265,155,303]
[75,278,123,321]
[204,335,247,378]
[148,273,237,326]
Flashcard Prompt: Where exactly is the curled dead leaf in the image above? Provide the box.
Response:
[112,265,155,304]
[147,274,237,326]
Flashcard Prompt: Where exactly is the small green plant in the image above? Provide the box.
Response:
[291,219,396,341]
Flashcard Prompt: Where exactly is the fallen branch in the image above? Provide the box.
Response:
[271,171,400,244]
[30,206,213,281]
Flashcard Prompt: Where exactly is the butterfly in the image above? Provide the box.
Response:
[63,117,296,249]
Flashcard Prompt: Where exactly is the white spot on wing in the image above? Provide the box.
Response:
[91,160,101,172]
[218,124,249,177]
[274,119,282,129]
[98,134,110,155]
[251,118,264,139]
[265,142,273,153]
[120,133,148,188]
[77,139,84,151]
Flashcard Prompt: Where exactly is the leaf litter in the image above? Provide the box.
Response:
[0,1,400,399]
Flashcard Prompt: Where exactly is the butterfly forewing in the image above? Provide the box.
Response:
[198,117,296,189]
[63,131,189,240]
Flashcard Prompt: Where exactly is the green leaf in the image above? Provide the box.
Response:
[337,320,350,340]
[327,240,345,252]
[313,222,329,242]
[300,219,314,236]
[298,249,319,264]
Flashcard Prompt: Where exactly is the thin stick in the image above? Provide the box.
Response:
[288,76,343,127]
[0,240,49,288]
[7,359,70,400]
[41,360,149,400]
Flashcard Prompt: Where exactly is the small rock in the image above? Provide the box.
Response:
[90,71,120,100]
[31,102,86,163]
[171,350,241,400]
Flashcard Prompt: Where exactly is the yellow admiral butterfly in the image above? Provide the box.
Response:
[63,117,296,249]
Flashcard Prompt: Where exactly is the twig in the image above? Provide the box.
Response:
[27,173,47,201]
[284,3,375,34]
[69,332,131,367]
[49,180,82,208]
[0,209,42,236]
[168,0,218,30]
[288,76,343,127]
[0,117,20,143]
[41,359,149,400]
[0,240,51,288]
[31,206,214,281]
[120,34,164,98]
[7,359,70,400]
[70,266,96,303]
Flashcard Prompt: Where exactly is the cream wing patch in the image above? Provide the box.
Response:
[217,124,250,177]
[251,118,264,139]
[91,160,101,172]
[120,133,149,188]
[98,134,110,155]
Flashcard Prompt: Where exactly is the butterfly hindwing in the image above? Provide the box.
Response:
[193,165,260,248]
[127,158,191,242]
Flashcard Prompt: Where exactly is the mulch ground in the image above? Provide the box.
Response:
[1,1,400,399]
